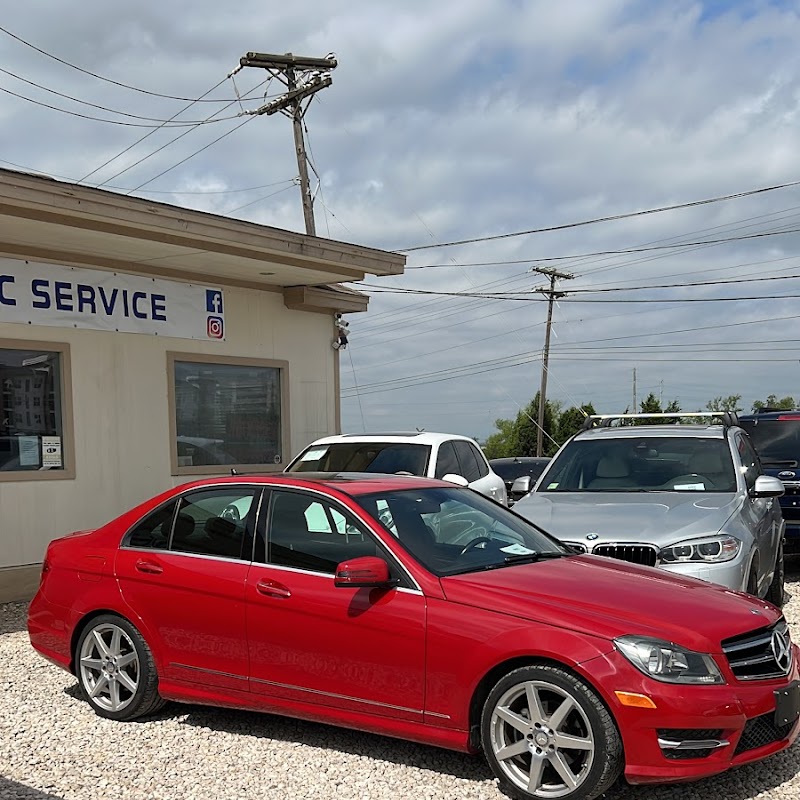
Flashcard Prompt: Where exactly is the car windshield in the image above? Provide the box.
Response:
[288,442,431,475]
[539,436,737,492]
[739,418,800,467]
[354,486,567,576]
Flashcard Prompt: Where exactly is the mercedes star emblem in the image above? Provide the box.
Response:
[771,629,792,673]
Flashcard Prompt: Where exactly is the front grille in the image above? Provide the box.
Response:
[657,728,724,760]
[592,543,658,567]
[722,619,792,681]
[734,713,794,756]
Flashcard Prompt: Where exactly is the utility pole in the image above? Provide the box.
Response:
[534,268,573,457]
[238,51,338,236]
[632,368,637,413]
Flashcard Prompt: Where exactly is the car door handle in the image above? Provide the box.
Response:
[135,559,163,575]
[256,579,291,599]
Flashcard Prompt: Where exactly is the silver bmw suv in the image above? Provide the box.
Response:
[512,413,787,605]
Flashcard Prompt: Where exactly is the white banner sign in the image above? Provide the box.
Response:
[0,258,225,341]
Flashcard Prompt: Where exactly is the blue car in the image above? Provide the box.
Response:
[739,410,800,553]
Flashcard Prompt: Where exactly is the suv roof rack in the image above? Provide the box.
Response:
[580,411,739,431]
[753,407,800,414]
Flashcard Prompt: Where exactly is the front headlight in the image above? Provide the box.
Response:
[615,636,724,684]
[660,535,740,564]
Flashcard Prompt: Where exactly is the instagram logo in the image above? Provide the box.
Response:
[206,316,224,339]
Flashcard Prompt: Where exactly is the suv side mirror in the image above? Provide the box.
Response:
[750,475,785,498]
[511,475,532,500]
[442,473,469,487]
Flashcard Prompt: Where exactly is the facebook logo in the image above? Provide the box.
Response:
[206,289,223,314]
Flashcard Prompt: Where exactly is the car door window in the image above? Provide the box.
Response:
[470,444,490,478]
[737,434,761,490]
[126,500,178,549]
[435,441,461,479]
[170,488,257,560]
[267,491,380,574]
[453,441,482,483]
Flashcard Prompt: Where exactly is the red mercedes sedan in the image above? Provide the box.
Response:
[28,474,800,800]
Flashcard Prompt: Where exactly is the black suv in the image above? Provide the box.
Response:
[739,410,800,552]
[488,456,551,505]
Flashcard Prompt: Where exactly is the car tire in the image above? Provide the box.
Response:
[75,614,165,721]
[765,542,785,608]
[481,664,622,800]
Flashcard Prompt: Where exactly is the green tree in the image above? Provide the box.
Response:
[482,418,516,460]
[512,392,561,457]
[662,398,682,423]
[752,395,795,412]
[632,392,661,424]
[706,395,742,412]
[556,403,596,444]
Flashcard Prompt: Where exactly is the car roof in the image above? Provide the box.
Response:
[489,457,551,464]
[302,431,479,447]
[573,424,729,441]
[739,411,800,421]
[172,472,449,497]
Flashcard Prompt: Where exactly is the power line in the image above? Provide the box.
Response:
[0,83,245,127]
[569,272,800,294]
[404,227,800,269]
[80,76,232,183]
[343,313,800,395]
[0,23,248,102]
[0,157,296,196]
[125,117,255,194]
[396,180,800,252]
[0,66,248,125]
[95,78,265,188]
[362,200,800,329]
[225,182,297,215]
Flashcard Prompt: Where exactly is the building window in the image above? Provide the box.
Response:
[169,353,288,474]
[0,341,73,480]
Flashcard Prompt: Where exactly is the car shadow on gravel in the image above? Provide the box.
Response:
[604,739,800,799]
[0,776,66,799]
[178,704,495,782]
[0,602,29,636]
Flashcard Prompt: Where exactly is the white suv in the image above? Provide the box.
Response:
[285,431,508,505]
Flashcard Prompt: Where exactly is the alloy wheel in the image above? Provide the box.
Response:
[489,679,595,798]
[78,622,140,713]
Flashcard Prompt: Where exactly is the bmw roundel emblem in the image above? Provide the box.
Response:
[586,533,599,541]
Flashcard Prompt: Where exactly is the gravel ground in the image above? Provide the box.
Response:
[3,569,800,800]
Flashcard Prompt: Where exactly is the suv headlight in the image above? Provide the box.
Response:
[660,535,740,564]
[615,636,723,684]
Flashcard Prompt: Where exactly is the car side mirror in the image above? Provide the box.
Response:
[442,473,469,487]
[511,475,532,500]
[750,475,785,498]
[334,556,396,588]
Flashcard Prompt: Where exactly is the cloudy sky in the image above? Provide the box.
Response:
[2,0,799,441]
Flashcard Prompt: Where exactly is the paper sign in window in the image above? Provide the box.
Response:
[18,436,39,466]
[41,436,62,468]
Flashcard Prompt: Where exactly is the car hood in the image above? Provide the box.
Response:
[442,555,779,652]
[513,491,740,546]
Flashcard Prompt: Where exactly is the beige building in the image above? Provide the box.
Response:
[0,169,404,601]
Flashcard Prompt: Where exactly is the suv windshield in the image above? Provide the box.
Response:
[540,436,737,492]
[288,442,431,475]
[355,486,566,575]
[739,418,800,467]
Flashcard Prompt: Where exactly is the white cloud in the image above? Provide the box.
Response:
[1,1,800,437]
